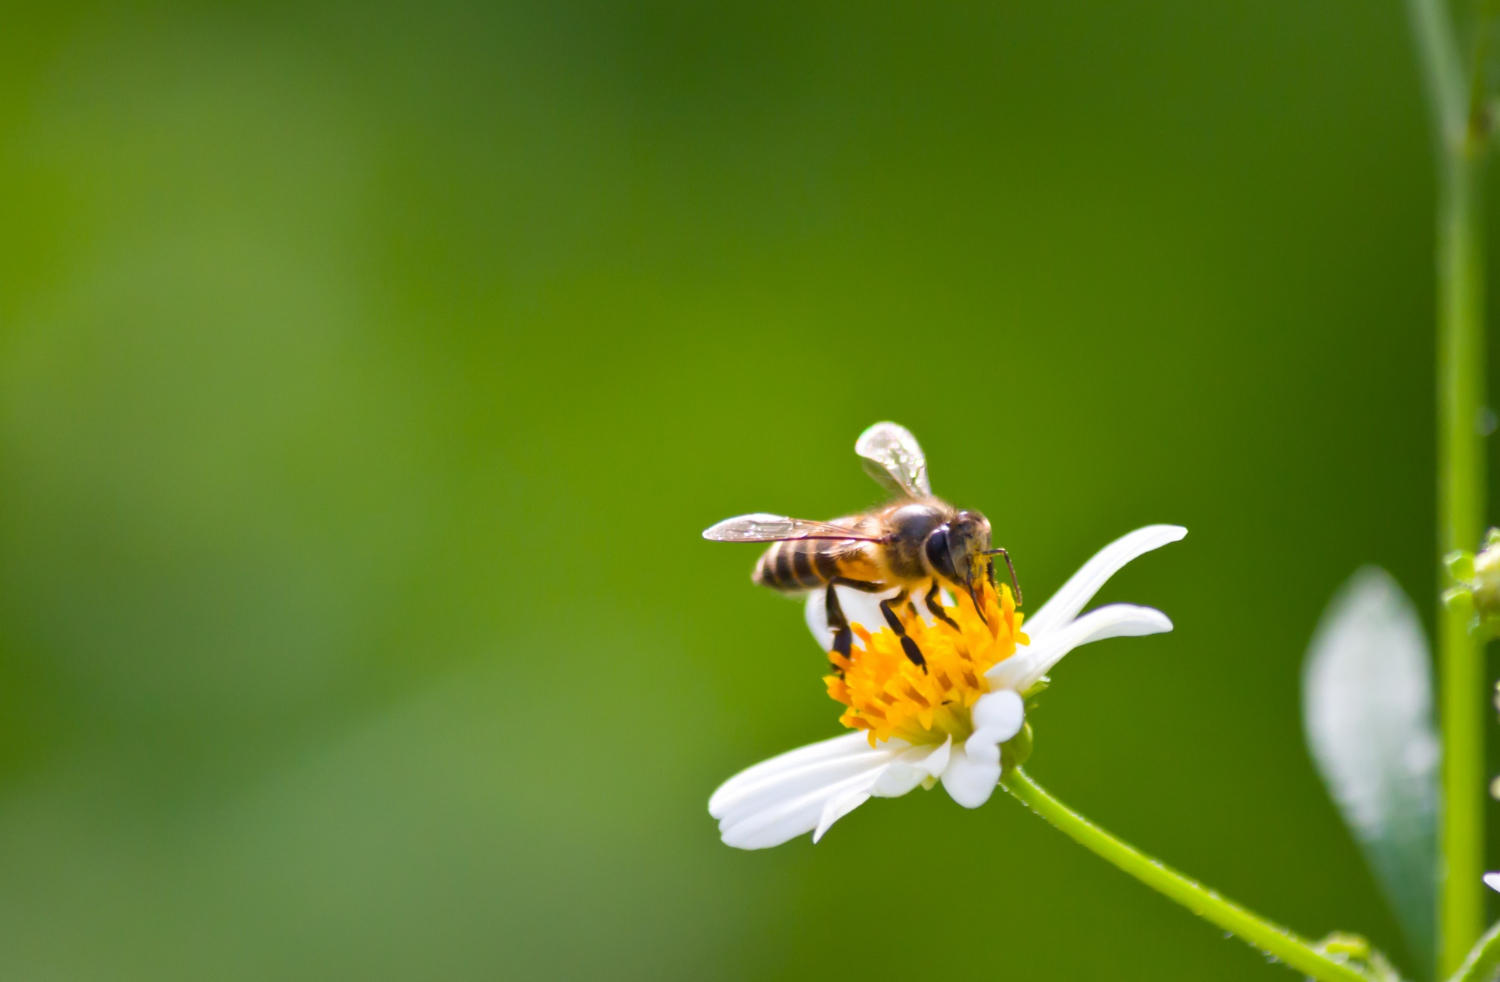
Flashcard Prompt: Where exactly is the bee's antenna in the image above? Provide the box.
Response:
[985,548,1022,607]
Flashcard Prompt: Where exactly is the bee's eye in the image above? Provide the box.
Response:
[924,525,955,581]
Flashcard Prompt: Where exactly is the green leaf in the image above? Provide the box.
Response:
[1303,567,1438,975]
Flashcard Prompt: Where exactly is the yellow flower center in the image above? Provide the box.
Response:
[825,581,1027,747]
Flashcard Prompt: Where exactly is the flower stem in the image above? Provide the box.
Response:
[1000,768,1373,982]
[1436,139,1488,978]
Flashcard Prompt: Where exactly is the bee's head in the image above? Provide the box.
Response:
[923,510,994,615]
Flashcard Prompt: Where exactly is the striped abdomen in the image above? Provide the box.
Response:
[752,539,844,592]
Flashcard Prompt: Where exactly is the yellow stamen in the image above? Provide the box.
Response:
[826,581,1024,746]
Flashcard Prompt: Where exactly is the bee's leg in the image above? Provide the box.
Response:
[825,576,926,670]
[987,547,1023,607]
[829,577,886,593]
[879,591,927,672]
[925,580,960,632]
[823,586,853,672]
[825,577,884,671]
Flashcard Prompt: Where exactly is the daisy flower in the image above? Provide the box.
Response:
[709,524,1185,849]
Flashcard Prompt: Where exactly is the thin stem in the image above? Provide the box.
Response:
[1449,919,1500,982]
[1437,140,1490,979]
[1001,769,1372,982]
[1409,0,1496,971]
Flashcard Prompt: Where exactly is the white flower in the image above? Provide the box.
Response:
[709,524,1185,849]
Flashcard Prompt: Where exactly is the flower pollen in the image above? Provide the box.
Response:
[825,582,1027,746]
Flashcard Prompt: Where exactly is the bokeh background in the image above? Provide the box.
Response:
[0,0,1489,979]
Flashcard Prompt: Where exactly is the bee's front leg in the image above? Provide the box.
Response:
[924,580,960,632]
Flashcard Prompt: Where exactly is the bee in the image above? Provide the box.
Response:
[703,422,1019,671]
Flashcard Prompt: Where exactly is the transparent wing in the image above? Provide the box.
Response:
[702,513,880,543]
[855,422,931,498]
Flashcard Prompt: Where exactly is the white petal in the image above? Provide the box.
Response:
[989,604,1172,693]
[713,749,894,826]
[922,734,953,776]
[908,588,939,626]
[804,587,833,651]
[972,689,1025,738]
[872,737,952,797]
[711,733,910,849]
[1022,525,1185,638]
[967,690,1025,758]
[839,584,901,636]
[1485,873,1500,894]
[957,691,1025,794]
[721,767,886,850]
[813,786,875,843]
[940,744,1001,808]
[710,739,898,819]
[709,731,890,816]
[871,766,924,799]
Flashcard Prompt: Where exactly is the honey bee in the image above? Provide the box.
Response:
[703,422,1019,671]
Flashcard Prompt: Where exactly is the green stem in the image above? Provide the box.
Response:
[1001,769,1372,982]
[1436,119,1489,982]
[1408,0,1495,971]
[1449,918,1500,982]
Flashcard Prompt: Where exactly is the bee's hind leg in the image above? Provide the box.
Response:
[826,577,927,671]
[823,578,884,668]
[823,586,853,672]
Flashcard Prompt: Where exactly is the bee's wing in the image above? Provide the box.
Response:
[855,421,931,498]
[702,513,881,542]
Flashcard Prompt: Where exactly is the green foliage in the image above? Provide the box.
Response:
[0,0,1450,979]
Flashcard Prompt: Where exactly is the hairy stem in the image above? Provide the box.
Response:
[1001,769,1372,982]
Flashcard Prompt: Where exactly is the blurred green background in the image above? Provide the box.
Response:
[0,0,1485,978]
